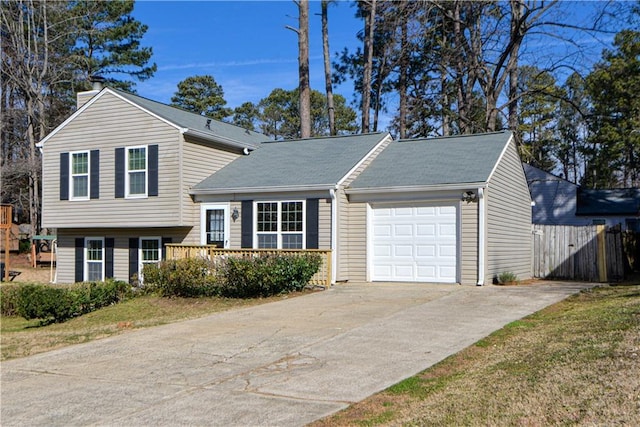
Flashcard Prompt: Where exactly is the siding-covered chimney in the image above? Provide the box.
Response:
[77,75,106,109]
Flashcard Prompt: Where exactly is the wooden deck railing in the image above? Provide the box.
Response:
[165,245,332,287]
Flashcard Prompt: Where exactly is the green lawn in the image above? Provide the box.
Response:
[311,284,640,426]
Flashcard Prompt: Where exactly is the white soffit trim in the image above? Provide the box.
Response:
[346,182,488,195]
[190,184,332,196]
[485,132,513,184]
[336,132,393,187]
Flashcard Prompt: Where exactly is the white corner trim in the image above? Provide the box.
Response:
[477,187,485,286]
[330,187,338,285]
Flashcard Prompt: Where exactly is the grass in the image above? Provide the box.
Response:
[0,293,303,361]
[311,284,640,426]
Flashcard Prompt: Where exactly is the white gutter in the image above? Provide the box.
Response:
[190,184,332,196]
[330,187,338,285]
[345,182,488,195]
[477,187,485,286]
[182,128,260,151]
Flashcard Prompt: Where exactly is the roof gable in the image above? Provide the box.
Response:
[349,131,512,190]
[192,133,391,194]
[38,87,270,149]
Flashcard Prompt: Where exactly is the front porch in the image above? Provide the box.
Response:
[165,245,332,287]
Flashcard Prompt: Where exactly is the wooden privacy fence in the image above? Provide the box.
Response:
[165,245,332,287]
[533,224,625,282]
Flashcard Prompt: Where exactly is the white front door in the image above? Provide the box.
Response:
[200,204,230,248]
[370,202,458,283]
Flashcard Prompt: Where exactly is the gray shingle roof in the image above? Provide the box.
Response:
[113,89,270,147]
[192,133,389,193]
[349,131,512,189]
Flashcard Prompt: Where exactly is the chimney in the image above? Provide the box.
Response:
[77,75,106,109]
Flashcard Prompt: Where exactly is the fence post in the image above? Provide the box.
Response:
[596,224,607,282]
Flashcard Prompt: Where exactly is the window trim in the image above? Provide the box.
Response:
[125,145,148,199]
[253,200,306,249]
[200,203,230,247]
[84,237,105,282]
[138,237,162,282]
[70,150,90,201]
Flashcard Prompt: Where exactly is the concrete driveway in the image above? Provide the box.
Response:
[1,281,594,426]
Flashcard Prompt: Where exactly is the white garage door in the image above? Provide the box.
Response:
[371,203,458,283]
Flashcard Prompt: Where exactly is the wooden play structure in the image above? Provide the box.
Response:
[1,204,12,281]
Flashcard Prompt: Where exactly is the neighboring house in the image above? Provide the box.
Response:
[523,163,583,226]
[523,163,640,230]
[39,87,532,286]
[576,188,640,231]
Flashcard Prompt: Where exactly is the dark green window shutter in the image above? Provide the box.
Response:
[90,150,100,199]
[162,237,172,260]
[148,144,159,197]
[60,153,69,200]
[306,198,319,249]
[128,238,139,284]
[105,238,114,278]
[75,238,84,282]
[241,200,253,248]
[115,148,125,198]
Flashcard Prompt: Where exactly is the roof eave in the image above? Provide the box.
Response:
[345,182,488,195]
[182,128,261,151]
[190,183,333,196]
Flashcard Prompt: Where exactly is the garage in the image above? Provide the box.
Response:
[370,202,458,283]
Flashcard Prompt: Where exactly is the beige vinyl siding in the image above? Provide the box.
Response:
[485,140,532,283]
[318,198,332,249]
[55,228,191,284]
[337,137,392,281]
[181,140,240,243]
[460,200,479,285]
[42,92,182,228]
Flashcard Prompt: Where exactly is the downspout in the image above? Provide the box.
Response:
[330,186,338,285]
[477,187,485,286]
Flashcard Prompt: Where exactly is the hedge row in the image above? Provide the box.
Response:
[1,280,131,324]
[141,253,322,298]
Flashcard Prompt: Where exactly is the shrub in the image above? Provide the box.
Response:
[496,271,519,285]
[14,280,132,324]
[220,253,322,298]
[16,284,78,323]
[1,284,22,316]
[141,258,221,297]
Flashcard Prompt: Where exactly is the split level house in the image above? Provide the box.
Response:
[39,86,533,286]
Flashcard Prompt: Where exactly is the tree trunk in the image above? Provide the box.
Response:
[321,1,336,136]
[398,18,408,139]
[361,0,376,133]
[298,0,311,138]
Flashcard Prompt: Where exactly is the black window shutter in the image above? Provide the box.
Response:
[105,238,114,278]
[306,198,319,249]
[148,144,159,197]
[60,153,69,200]
[161,237,172,260]
[128,238,139,283]
[115,148,125,198]
[90,150,100,199]
[241,200,253,248]
[75,238,84,282]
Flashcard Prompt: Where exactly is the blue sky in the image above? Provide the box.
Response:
[132,1,363,108]
[130,1,619,132]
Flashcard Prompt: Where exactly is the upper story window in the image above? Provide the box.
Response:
[256,201,305,249]
[126,146,147,198]
[70,151,89,200]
